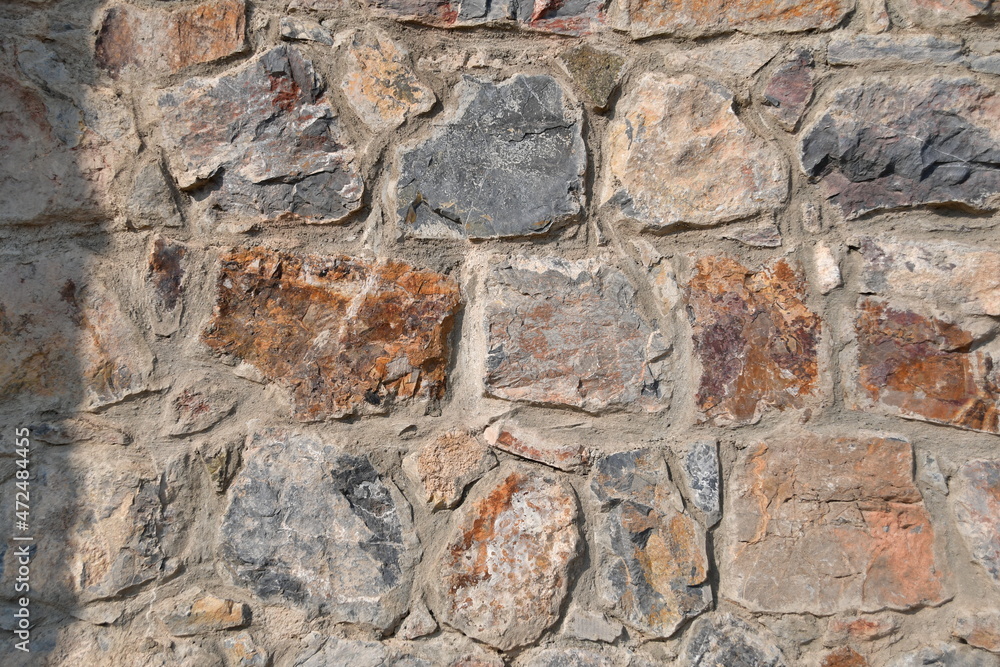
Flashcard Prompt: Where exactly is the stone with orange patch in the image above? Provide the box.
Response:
[404,429,497,509]
[721,431,947,614]
[954,610,1000,654]
[202,247,460,421]
[430,466,580,650]
[850,298,1000,434]
[686,256,822,426]
[95,0,246,77]
[157,591,249,636]
[591,449,711,638]
[825,615,899,644]
[484,420,589,472]
[821,647,869,667]
[604,74,787,230]
[952,459,1000,586]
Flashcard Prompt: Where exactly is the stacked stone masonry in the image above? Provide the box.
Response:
[3,0,1000,664]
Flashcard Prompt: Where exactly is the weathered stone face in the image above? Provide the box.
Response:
[591,449,711,638]
[850,298,1000,434]
[155,591,250,636]
[202,247,460,421]
[762,49,814,132]
[679,614,787,667]
[721,432,947,614]
[557,44,624,111]
[612,0,853,39]
[890,0,998,27]
[827,34,963,66]
[156,46,363,224]
[605,74,787,229]
[680,440,721,526]
[484,420,590,471]
[884,642,1000,667]
[800,78,1000,219]
[219,429,418,629]
[341,30,435,131]
[396,75,585,238]
[95,0,246,78]
[955,610,1000,654]
[166,378,236,436]
[429,466,580,650]
[483,256,668,413]
[821,647,869,667]
[147,236,187,337]
[365,0,606,35]
[403,429,497,509]
[952,460,1000,586]
[685,256,821,426]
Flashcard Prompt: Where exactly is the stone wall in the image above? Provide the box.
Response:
[2,0,1000,665]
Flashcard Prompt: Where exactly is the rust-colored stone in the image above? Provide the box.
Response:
[147,236,186,336]
[686,256,821,425]
[613,0,853,39]
[96,0,246,77]
[721,431,947,614]
[484,421,589,472]
[404,430,497,509]
[822,647,869,667]
[954,610,1000,654]
[826,616,899,643]
[202,248,460,421]
[852,298,1000,434]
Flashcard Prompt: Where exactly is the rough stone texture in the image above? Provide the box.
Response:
[762,49,814,132]
[484,420,590,471]
[827,34,963,66]
[403,429,497,509]
[605,74,787,229]
[517,646,629,667]
[686,256,822,426]
[156,46,363,224]
[429,466,580,650]
[561,605,623,643]
[156,591,250,636]
[280,17,334,45]
[721,432,947,614]
[147,236,187,336]
[814,242,842,295]
[822,647,870,667]
[197,437,243,494]
[857,237,1000,317]
[95,0,246,78]
[219,429,418,629]
[890,0,999,27]
[30,415,130,446]
[664,40,782,78]
[221,632,270,667]
[952,459,1000,585]
[557,44,624,111]
[0,253,154,413]
[295,634,504,667]
[612,0,854,38]
[202,247,460,421]
[678,614,787,667]
[366,0,607,35]
[825,615,900,644]
[850,299,1000,434]
[680,440,721,526]
[166,379,236,436]
[591,449,711,638]
[341,30,435,131]
[800,79,1000,219]
[125,163,183,228]
[483,256,668,413]
[398,598,438,639]
[396,75,585,238]
[955,611,1000,654]
[885,643,1000,667]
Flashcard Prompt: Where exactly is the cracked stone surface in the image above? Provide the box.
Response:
[396,75,585,238]
[366,0,606,35]
[762,49,814,132]
[679,614,787,667]
[605,74,787,229]
[146,236,187,337]
[202,247,460,421]
[155,46,363,225]
[952,459,1000,587]
[219,429,418,629]
[429,466,580,650]
[591,449,712,638]
[721,431,947,614]
[800,78,1000,219]
[483,256,669,413]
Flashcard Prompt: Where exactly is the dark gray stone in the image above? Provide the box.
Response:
[219,429,418,629]
[827,34,964,66]
[679,614,787,667]
[970,55,1000,75]
[682,440,721,526]
[396,75,585,239]
[800,78,1000,219]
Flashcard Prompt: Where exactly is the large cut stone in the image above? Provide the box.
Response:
[800,78,1000,219]
[611,0,853,39]
[429,466,580,650]
[679,614,787,667]
[685,256,821,426]
[604,74,787,229]
[365,0,606,35]
[219,429,418,629]
[849,298,1000,434]
[721,431,947,614]
[156,46,363,224]
[202,248,460,421]
[890,0,998,27]
[952,460,1000,586]
[95,0,246,77]
[856,237,1000,317]
[0,252,154,413]
[483,256,668,413]
[395,75,585,238]
[591,449,711,638]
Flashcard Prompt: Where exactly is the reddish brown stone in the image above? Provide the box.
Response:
[147,236,187,337]
[483,421,589,472]
[822,647,869,667]
[826,616,899,644]
[763,49,815,132]
[686,256,821,425]
[721,431,947,614]
[952,460,1000,585]
[430,466,580,650]
[96,0,246,77]
[365,0,606,35]
[613,0,853,38]
[202,248,460,421]
[852,299,1000,434]
[954,610,1000,654]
